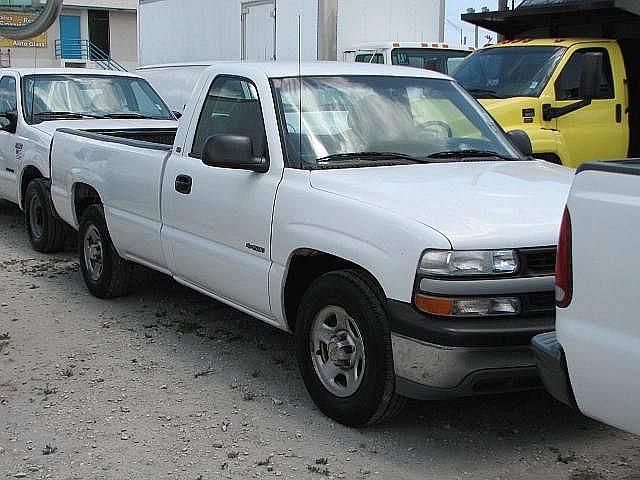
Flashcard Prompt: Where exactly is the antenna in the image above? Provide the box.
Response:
[298,13,302,167]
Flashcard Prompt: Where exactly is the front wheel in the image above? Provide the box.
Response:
[24,178,66,253]
[295,270,405,427]
[78,204,132,299]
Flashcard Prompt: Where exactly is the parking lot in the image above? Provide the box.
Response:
[0,199,638,480]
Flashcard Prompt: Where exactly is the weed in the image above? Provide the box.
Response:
[242,391,256,401]
[0,332,10,340]
[42,384,57,396]
[227,451,239,459]
[307,465,330,476]
[62,368,73,378]
[42,444,57,455]
[315,457,328,465]
[257,455,272,466]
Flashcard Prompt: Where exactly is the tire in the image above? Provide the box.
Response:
[295,269,406,427]
[24,178,66,253]
[78,204,132,299]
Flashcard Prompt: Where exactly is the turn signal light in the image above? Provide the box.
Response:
[415,294,521,317]
[415,294,453,316]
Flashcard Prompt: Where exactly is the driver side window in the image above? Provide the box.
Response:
[190,76,266,159]
[555,48,614,101]
[0,76,17,114]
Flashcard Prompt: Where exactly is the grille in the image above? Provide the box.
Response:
[520,247,556,276]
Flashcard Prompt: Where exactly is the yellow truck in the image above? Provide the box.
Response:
[453,38,639,168]
[455,0,640,168]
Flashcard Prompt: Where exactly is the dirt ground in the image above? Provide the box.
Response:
[0,199,638,480]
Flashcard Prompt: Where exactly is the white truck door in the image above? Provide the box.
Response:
[161,74,282,316]
[0,74,19,203]
[241,1,276,61]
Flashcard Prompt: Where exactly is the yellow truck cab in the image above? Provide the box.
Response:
[454,38,639,168]
[455,0,640,168]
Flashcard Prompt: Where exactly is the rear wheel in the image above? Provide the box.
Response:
[24,178,66,252]
[78,204,132,298]
[295,269,405,427]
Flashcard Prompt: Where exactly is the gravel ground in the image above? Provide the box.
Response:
[0,199,639,480]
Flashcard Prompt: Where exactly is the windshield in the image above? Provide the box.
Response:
[391,48,471,74]
[271,75,522,168]
[21,74,174,124]
[454,46,566,98]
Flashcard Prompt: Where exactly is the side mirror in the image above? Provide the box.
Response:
[202,135,268,173]
[0,111,17,133]
[579,52,603,100]
[507,129,533,157]
[171,110,182,119]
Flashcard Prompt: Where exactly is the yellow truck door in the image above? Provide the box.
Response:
[550,45,628,168]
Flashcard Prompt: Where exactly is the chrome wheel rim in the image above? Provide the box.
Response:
[28,195,44,240]
[83,225,104,281]
[310,305,366,398]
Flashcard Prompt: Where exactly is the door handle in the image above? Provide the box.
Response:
[174,174,192,194]
[616,104,623,123]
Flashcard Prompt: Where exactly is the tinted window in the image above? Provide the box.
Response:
[391,48,470,74]
[454,46,566,98]
[355,53,384,64]
[0,76,17,114]
[555,48,614,100]
[191,76,266,159]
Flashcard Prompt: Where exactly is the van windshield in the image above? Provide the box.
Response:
[272,75,522,169]
[21,74,174,124]
[454,46,566,98]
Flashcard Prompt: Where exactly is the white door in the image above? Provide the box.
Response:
[0,75,18,202]
[161,75,282,316]
[242,1,276,61]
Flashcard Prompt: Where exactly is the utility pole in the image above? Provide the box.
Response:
[498,0,509,42]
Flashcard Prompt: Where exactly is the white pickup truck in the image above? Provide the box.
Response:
[50,62,573,426]
[533,160,640,435]
[0,68,177,252]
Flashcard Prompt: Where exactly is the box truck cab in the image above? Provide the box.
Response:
[346,42,474,75]
[454,38,640,168]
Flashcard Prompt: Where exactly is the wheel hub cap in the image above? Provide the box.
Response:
[310,306,366,398]
[83,225,104,281]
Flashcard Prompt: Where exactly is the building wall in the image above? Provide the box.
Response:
[0,2,137,69]
[109,11,137,71]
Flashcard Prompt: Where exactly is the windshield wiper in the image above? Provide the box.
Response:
[427,149,520,161]
[466,88,505,99]
[316,151,429,165]
[33,111,103,120]
[101,113,158,119]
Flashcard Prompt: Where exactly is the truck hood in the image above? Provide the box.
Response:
[309,160,573,250]
[33,118,178,137]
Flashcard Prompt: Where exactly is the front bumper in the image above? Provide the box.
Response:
[387,300,554,399]
[530,332,576,408]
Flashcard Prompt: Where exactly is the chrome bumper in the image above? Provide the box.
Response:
[392,333,539,399]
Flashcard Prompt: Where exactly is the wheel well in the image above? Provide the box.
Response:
[282,250,381,332]
[73,183,102,223]
[20,166,43,208]
[534,153,563,165]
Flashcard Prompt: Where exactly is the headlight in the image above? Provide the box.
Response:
[418,249,518,277]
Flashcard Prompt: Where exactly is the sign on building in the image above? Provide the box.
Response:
[0,13,47,47]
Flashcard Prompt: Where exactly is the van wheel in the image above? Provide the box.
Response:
[25,178,66,253]
[78,204,131,299]
[295,269,405,427]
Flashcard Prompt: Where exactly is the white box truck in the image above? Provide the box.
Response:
[137,0,446,65]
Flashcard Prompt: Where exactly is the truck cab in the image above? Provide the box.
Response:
[345,42,474,75]
[454,38,640,168]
